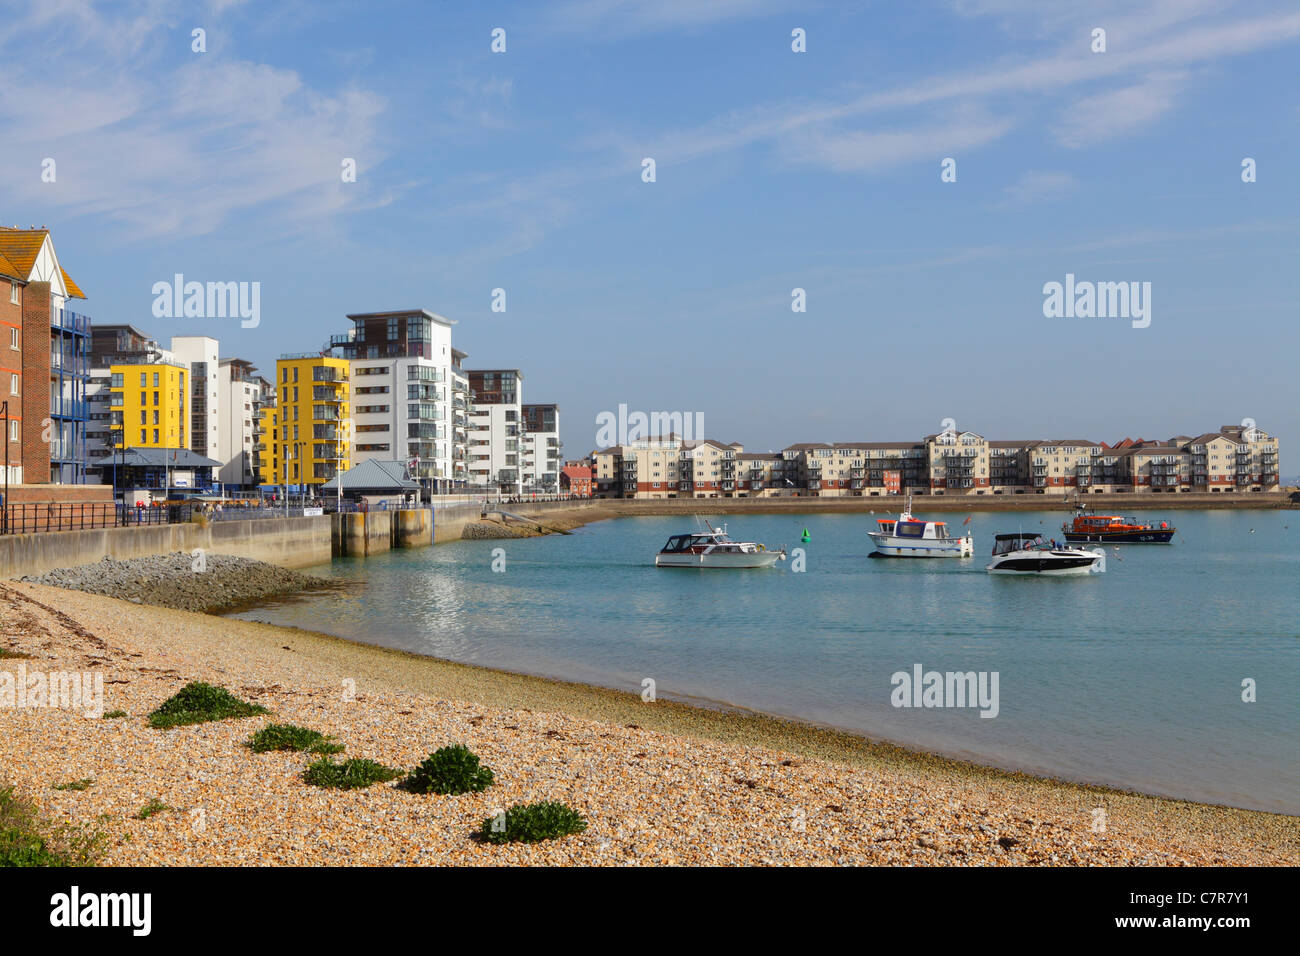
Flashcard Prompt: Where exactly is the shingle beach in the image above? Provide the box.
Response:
[2,581,1295,866]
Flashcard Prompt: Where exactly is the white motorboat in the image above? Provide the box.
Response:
[655,523,786,569]
[867,497,973,558]
[986,533,1105,575]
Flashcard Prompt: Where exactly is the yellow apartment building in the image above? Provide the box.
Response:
[266,354,351,490]
[110,362,189,450]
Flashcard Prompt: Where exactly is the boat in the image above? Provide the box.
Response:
[986,533,1105,575]
[1061,501,1175,544]
[655,522,787,569]
[867,496,973,558]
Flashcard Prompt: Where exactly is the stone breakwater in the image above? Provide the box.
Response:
[19,553,337,614]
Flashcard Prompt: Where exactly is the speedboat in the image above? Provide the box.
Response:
[867,496,973,558]
[655,523,786,569]
[986,533,1105,575]
[1062,504,1174,544]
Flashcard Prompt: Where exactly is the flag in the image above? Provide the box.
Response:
[963,515,972,525]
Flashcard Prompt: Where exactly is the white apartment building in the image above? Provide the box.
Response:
[217,358,262,487]
[522,403,561,492]
[467,369,523,494]
[328,310,459,495]
[170,335,220,468]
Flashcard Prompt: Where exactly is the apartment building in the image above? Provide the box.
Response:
[467,369,523,494]
[521,403,561,492]
[112,362,189,451]
[261,354,350,491]
[586,424,1282,499]
[450,349,469,488]
[559,462,592,497]
[0,227,91,483]
[327,310,460,495]
[171,336,220,465]
[217,358,263,487]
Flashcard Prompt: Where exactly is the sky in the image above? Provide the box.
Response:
[2,0,1297,473]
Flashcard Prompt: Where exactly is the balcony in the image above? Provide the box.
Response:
[52,307,91,335]
[312,386,345,401]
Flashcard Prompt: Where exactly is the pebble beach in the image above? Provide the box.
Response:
[1,580,1296,866]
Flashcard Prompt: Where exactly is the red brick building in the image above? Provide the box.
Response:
[560,463,592,497]
[1,251,24,484]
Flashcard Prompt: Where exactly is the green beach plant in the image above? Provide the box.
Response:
[246,723,344,755]
[147,681,268,729]
[102,710,128,720]
[477,801,587,845]
[401,745,495,795]
[51,779,94,792]
[0,785,105,866]
[135,799,169,820]
[302,757,401,790]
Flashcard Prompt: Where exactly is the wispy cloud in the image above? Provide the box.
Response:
[1053,71,1188,147]
[993,170,1079,207]
[0,0,387,240]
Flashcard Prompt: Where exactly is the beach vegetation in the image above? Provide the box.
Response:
[135,799,169,820]
[302,757,401,790]
[402,744,495,795]
[477,801,587,845]
[52,778,94,792]
[147,681,268,729]
[246,723,343,755]
[0,785,105,866]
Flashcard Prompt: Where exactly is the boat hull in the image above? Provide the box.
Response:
[655,551,784,569]
[1062,530,1174,544]
[867,533,973,558]
[986,551,1102,575]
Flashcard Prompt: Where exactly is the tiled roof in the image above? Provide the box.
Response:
[0,227,86,298]
[0,251,22,282]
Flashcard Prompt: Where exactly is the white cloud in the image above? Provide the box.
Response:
[1053,71,1187,147]
[0,1,387,240]
[995,170,1078,206]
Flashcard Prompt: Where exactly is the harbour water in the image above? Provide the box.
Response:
[226,509,1300,813]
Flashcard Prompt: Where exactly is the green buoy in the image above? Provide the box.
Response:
[801,527,810,542]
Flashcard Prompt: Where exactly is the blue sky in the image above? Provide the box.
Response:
[2,0,1298,471]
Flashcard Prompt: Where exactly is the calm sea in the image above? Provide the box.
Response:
[226,509,1300,813]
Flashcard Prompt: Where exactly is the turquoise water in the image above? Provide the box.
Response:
[227,510,1300,813]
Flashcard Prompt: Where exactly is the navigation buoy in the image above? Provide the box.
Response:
[801,528,810,542]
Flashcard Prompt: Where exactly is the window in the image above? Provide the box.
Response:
[9,283,17,305]
[153,429,159,444]
[139,411,146,424]
[153,411,159,425]
[8,374,16,395]
[10,419,18,441]
[140,429,146,443]
[8,328,16,349]
[153,391,159,406]
[153,372,160,387]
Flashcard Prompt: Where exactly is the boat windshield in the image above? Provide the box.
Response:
[992,534,1044,555]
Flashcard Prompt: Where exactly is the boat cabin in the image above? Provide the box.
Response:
[991,532,1048,555]
[659,531,758,555]
[876,517,953,540]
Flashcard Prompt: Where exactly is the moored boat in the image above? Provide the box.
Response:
[986,533,1105,575]
[655,523,786,568]
[1062,503,1174,544]
[867,496,973,558]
